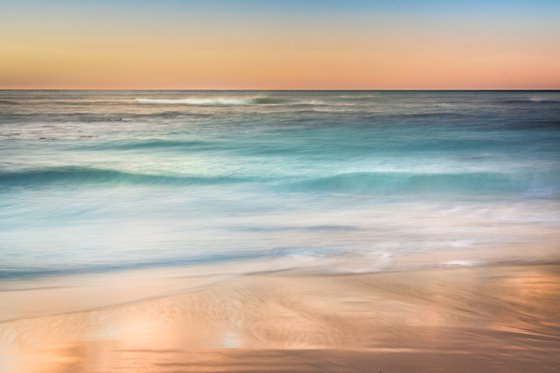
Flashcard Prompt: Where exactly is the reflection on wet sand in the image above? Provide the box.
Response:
[1,264,559,372]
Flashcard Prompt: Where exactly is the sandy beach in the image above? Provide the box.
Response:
[1,263,559,373]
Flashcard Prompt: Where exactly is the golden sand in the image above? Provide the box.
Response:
[1,264,559,372]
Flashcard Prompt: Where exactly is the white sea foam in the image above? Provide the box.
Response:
[135,98,254,105]
[528,95,560,103]
[134,97,335,106]
[529,96,545,102]
[268,250,394,274]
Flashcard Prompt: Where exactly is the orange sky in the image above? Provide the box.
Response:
[1,1,559,89]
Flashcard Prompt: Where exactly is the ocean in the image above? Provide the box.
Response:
[1,90,559,278]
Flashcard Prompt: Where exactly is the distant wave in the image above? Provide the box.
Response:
[1,113,127,123]
[125,111,213,119]
[1,111,212,124]
[496,98,560,104]
[289,171,556,194]
[78,139,214,151]
[0,167,252,187]
[529,96,560,103]
[134,97,289,105]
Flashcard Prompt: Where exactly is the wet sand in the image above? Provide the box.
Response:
[1,263,559,372]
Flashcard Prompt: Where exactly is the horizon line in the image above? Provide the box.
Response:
[1,88,559,92]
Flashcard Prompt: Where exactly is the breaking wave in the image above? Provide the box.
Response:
[134,97,289,105]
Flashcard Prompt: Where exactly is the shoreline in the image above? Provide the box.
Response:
[2,257,559,323]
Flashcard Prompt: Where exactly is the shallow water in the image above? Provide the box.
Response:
[1,90,559,277]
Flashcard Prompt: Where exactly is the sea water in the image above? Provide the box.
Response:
[1,90,559,278]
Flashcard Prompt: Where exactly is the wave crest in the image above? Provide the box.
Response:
[289,171,556,195]
[0,167,251,187]
[134,97,288,106]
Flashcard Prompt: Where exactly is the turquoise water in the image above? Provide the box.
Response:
[1,91,559,277]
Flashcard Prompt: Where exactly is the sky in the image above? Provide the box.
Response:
[1,0,559,89]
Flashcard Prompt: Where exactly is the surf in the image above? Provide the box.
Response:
[134,97,289,105]
[0,167,253,187]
